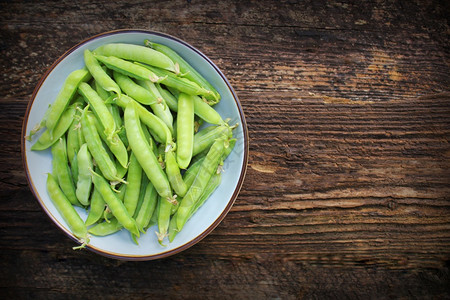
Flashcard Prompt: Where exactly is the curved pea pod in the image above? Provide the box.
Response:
[88,218,122,236]
[91,169,140,237]
[94,43,176,72]
[75,143,93,206]
[84,49,121,96]
[45,68,91,134]
[51,137,82,207]
[176,138,226,231]
[46,173,89,249]
[146,41,221,104]
[31,103,79,151]
[85,188,106,226]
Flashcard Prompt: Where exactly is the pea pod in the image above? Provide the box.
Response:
[124,101,172,200]
[113,71,158,106]
[85,188,106,226]
[138,80,174,133]
[75,143,93,206]
[84,49,121,96]
[51,137,81,207]
[95,54,163,82]
[139,64,214,99]
[31,102,79,151]
[146,40,220,104]
[94,43,176,72]
[169,172,222,242]
[91,169,140,237]
[78,82,116,141]
[123,153,143,217]
[192,124,230,157]
[134,181,158,234]
[176,138,226,231]
[46,173,89,249]
[45,68,91,134]
[113,94,172,144]
[80,109,121,182]
[88,218,122,236]
[176,93,195,169]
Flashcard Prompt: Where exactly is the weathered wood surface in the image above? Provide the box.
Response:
[1,0,449,299]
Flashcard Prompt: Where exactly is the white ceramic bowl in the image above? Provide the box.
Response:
[21,29,248,260]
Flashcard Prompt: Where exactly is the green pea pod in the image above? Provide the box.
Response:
[31,103,79,151]
[46,173,89,249]
[138,64,214,99]
[88,218,122,236]
[113,94,171,144]
[113,71,159,106]
[75,143,93,206]
[66,108,82,163]
[146,41,220,104]
[165,150,187,197]
[84,49,121,96]
[192,95,224,125]
[91,111,128,169]
[134,181,158,234]
[51,137,81,207]
[80,109,121,182]
[176,138,226,231]
[123,152,143,217]
[138,80,174,133]
[85,188,106,226]
[91,169,140,237]
[45,68,91,134]
[124,101,172,200]
[192,124,230,157]
[156,83,178,112]
[94,43,176,72]
[78,82,116,141]
[95,54,164,82]
[176,93,195,169]
[169,172,222,242]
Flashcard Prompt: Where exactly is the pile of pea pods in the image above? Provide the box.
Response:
[28,41,237,249]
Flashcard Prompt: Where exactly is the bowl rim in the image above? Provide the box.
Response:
[21,28,249,260]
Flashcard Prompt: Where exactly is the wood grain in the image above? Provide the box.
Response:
[1,0,449,298]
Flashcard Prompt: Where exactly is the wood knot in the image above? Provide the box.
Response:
[387,200,398,210]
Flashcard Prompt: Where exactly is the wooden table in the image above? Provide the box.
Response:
[1,1,449,298]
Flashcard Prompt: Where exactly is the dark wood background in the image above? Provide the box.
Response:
[1,0,449,299]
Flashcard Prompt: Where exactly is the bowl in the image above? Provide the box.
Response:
[21,29,248,260]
